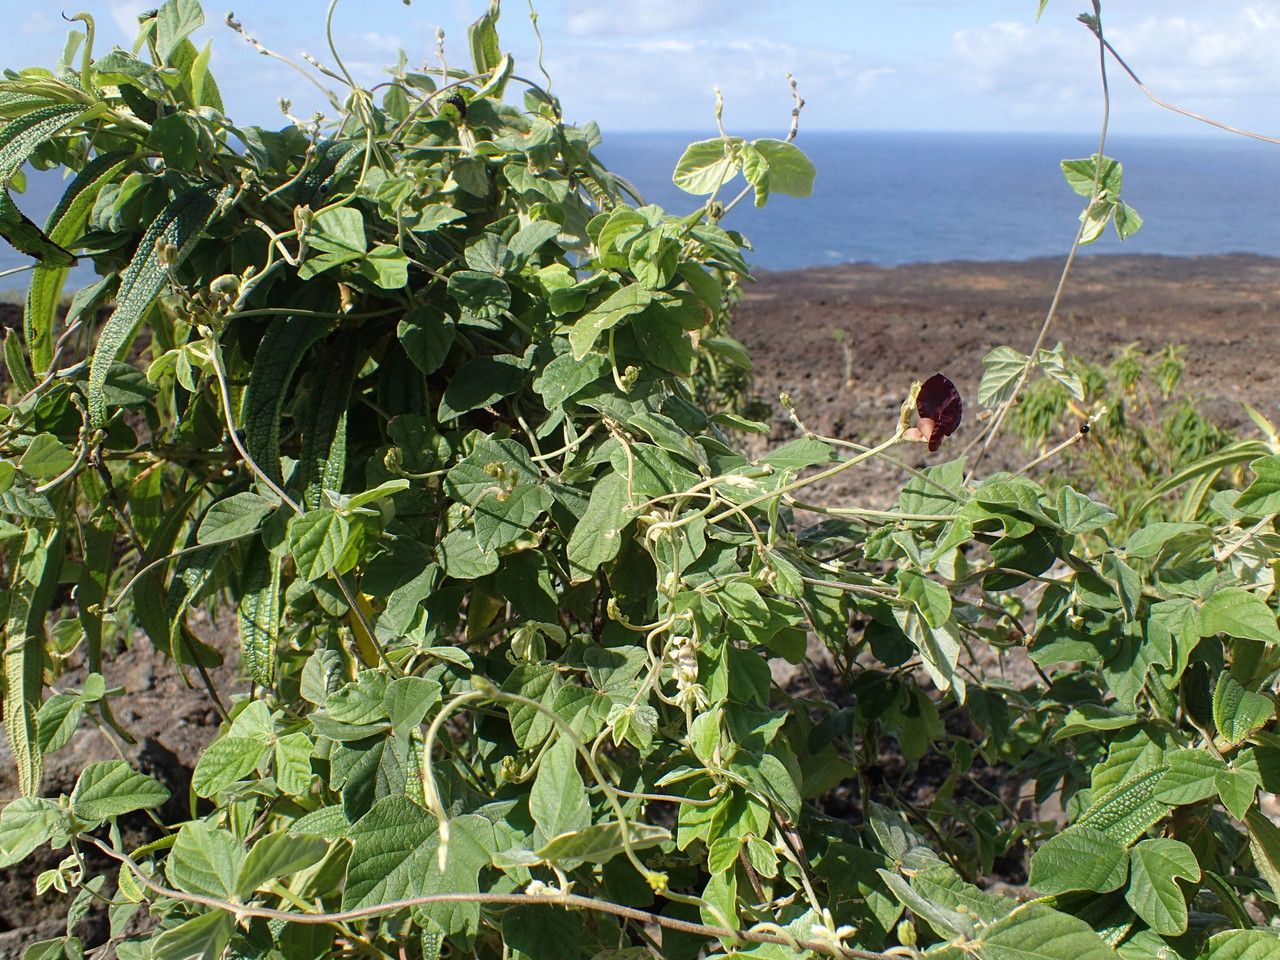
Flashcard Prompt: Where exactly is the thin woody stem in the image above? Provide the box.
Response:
[82,836,888,960]
[964,4,1110,479]
[1099,34,1280,146]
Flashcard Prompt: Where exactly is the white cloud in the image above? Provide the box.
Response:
[564,0,768,38]
[544,36,888,131]
[107,0,151,40]
[358,31,407,54]
[21,12,55,35]
[949,7,1280,132]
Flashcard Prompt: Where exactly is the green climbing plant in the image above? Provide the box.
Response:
[0,2,1277,960]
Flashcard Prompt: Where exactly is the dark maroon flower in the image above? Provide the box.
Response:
[908,373,962,452]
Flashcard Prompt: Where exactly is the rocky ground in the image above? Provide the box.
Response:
[733,253,1280,505]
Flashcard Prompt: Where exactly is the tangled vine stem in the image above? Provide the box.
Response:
[706,428,905,526]
[719,73,807,219]
[963,0,1110,478]
[422,684,659,883]
[1095,32,1280,146]
[80,836,890,960]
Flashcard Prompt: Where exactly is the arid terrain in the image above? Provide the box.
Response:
[3,252,1280,950]
[734,253,1280,504]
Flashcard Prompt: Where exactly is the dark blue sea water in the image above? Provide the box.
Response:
[597,131,1280,270]
[4,131,1278,290]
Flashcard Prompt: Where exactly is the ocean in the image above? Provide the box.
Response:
[597,130,1280,271]
[3,130,1278,290]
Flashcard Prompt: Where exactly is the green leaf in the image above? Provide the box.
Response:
[1212,672,1273,746]
[1245,808,1280,904]
[976,902,1121,960]
[342,796,494,938]
[147,112,199,170]
[467,0,502,76]
[166,821,245,900]
[437,355,525,421]
[1153,748,1225,807]
[344,478,410,511]
[299,206,366,278]
[69,760,169,824]
[2,326,33,393]
[534,350,609,410]
[1125,838,1199,935]
[762,436,836,471]
[1216,759,1261,820]
[447,269,510,320]
[502,906,583,960]
[751,138,816,197]
[238,546,283,685]
[1237,455,1280,515]
[0,190,74,270]
[568,285,654,359]
[893,605,964,703]
[4,525,65,796]
[471,481,553,551]
[287,508,351,581]
[1199,588,1280,644]
[0,189,73,273]
[18,433,73,480]
[739,142,770,207]
[911,864,1016,924]
[1198,931,1280,960]
[438,526,499,579]
[464,233,511,274]
[672,138,740,195]
[536,821,670,865]
[1056,485,1118,535]
[899,569,952,629]
[567,471,635,583]
[191,736,268,797]
[155,0,205,62]
[36,692,83,753]
[196,491,276,544]
[1029,826,1129,895]
[1114,201,1142,241]
[1054,704,1137,740]
[530,737,590,843]
[878,869,971,937]
[1036,342,1083,400]
[0,797,60,867]
[236,830,327,898]
[384,676,442,735]
[508,220,560,264]
[628,231,679,291]
[243,314,331,485]
[274,731,314,796]
[148,910,233,960]
[399,306,455,376]
[978,345,1029,408]
[357,244,410,289]
[1061,155,1123,198]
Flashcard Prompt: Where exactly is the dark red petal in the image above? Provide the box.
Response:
[918,374,962,438]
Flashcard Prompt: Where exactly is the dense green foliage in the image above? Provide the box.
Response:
[0,2,1277,959]
[1008,344,1242,532]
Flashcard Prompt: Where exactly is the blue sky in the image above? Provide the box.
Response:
[6,1,1280,138]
